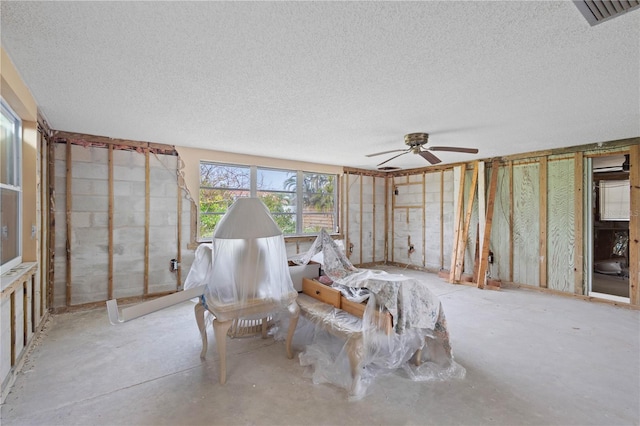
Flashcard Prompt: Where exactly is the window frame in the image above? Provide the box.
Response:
[198,161,338,240]
[1,98,23,274]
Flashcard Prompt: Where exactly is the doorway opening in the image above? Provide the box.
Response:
[587,154,630,302]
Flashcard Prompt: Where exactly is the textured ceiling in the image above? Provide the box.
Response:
[1,1,639,170]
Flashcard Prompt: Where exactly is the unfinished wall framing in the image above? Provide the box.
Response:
[343,138,639,307]
[51,134,194,309]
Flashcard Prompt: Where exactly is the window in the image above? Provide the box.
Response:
[599,179,630,221]
[199,162,338,239]
[1,98,22,274]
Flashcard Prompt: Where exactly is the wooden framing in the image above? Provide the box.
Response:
[47,138,55,309]
[372,176,376,263]
[108,145,114,299]
[359,174,363,264]
[176,179,182,290]
[574,152,584,295]
[509,160,514,282]
[477,160,500,289]
[453,163,479,282]
[539,156,548,288]
[422,172,426,267]
[440,170,444,269]
[144,150,150,296]
[449,164,467,282]
[65,141,72,306]
[630,144,640,305]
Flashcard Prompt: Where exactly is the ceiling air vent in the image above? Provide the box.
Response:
[574,0,640,25]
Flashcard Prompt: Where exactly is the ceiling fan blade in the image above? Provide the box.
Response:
[366,148,408,157]
[428,146,479,154]
[418,150,442,164]
[377,151,408,167]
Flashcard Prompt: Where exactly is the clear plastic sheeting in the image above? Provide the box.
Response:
[184,198,297,321]
[286,229,465,400]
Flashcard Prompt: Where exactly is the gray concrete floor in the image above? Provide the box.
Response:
[1,266,639,425]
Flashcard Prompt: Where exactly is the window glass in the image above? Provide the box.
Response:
[302,173,336,233]
[199,163,250,239]
[257,168,297,235]
[1,98,22,273]
[199,162,337,239]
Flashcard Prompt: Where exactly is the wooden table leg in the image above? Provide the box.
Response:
[194,302,208,358]
[285,303,300,359]
[213,319,233,384]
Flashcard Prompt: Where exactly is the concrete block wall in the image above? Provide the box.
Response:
[52,143,193,308]
[343,173,387,266]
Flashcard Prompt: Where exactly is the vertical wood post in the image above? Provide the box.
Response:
[144,150,150,296]
[391,176,396,263]
[454,163,478,282]
[345,173,350,260]
[108,145,114,300]
[629,144,640,305]
[574,152,584,295]
[372,176,376,263]
[177,180,182,290]
[47,140,55,309]
[509,160,514,283]
[422,172,426,267]
[65,141,72,306]
[539,156,548,288]
[440,170,444,269]
[359,175,363,264]
[449,164,467,282]
[477,160,500,289]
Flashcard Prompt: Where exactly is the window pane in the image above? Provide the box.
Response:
[258,191,296,235]
[200,163,250,189]
[257,168,296,191]
[303,212,336,234]
[1,187,20,265]
[1,100,20,187]
[302,173,336,233]
[302,173,335,212]
[199,188,249,213]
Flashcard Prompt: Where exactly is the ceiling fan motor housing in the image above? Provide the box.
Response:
[404,133,429,148]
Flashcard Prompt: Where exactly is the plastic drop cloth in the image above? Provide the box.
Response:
[285,229,465,400]
[184,198,297,321]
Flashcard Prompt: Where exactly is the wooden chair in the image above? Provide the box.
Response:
[195,293,299,384]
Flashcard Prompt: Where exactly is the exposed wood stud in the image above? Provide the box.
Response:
[391,176,396,263]
[574,152,584,295]
[539,156,548,288]
[359,175,363,264]
[144,150,150,296]
[47,140,56,310]
[108,144,114,300]
[440,170,444,269]
[509,160,514,282]
[629,144,640,305]
[422,172,426,267]
[449,164,467,282]
[65,141,72,306]
[176,182,182,290]
[384,176,389,262]
[477,160,500,289]
[345,173,350,260]
[23,283,27,346]
[454,163,479,282]
[372,176,376,263]
[11,292,16,366]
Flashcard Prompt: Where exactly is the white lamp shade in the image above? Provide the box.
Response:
[213,197,282,239]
